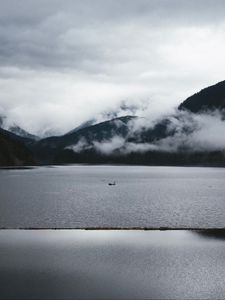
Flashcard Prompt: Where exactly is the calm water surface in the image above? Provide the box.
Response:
[0,165,225,228]
[0,230,225,299]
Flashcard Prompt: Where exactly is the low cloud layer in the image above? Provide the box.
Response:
[161,110,225,152]
[67,110,225,155]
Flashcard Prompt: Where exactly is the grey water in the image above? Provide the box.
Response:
[0,230,225,299]
[1,165,225,228]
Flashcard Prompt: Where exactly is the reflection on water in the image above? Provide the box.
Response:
[195,229,225,240]
[1,230,225,299]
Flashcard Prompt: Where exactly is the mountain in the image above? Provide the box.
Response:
[66,119,96,135]
[179,80,225,113]
[32,116,137,163]
[8,125,38,140]
[0,115,38,140]
[33,80,225,166]
[32,112,207,165]
[0,128,34,166]
[2,79,225,166]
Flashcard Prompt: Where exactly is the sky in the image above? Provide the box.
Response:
[1,0,225,135]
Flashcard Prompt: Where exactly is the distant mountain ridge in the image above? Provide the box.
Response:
[7,125,38,140]
[0,115,38,140]
[31,116,137,163]
[66,119,97,135]
[47,80,225,165]
[1,80,225,166]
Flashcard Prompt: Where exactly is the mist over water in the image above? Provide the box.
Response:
[1,165,225,228]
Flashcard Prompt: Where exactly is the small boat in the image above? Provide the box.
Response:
[108,181,116,186]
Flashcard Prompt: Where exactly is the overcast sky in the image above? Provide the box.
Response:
[1,0,225,135]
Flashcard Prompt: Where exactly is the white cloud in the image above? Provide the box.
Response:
[67,110,225,155]
[0,0,225,135]
[67,138,91,153]
[94,136,125,155]
[151,110,225,152]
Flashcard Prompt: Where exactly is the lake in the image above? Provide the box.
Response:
[0,165,225,228]
[1,230,225,299]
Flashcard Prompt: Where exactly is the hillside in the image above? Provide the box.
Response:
[2,80,225,166]
[32,116,137,163]
[38,80,225,165]
[179,80,225,113]
[0,128,34,166]
[0,115,38,140]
